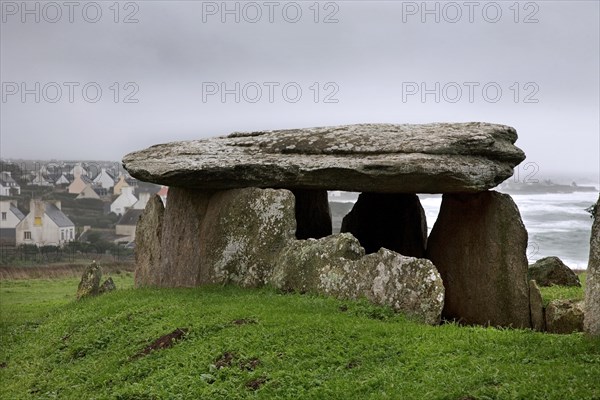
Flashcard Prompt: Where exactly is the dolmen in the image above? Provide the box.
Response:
[123,122,533,328]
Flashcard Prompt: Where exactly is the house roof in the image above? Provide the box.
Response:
[45,203,75,227]
[48,172,71,183]
[46,173,62,181]
[117,209,144,226]
[105,170,117,180]
[9,205,25,220]
[33,174,53,183]
[94,169,116,181]
[80,175,93,184]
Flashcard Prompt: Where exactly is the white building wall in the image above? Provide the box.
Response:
[0,201,22,228]
[110,186,138,215]
[0,184,10,197]
[133,192,151,210]
[115,224,136,240]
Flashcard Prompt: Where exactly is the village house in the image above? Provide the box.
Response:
[115,208,143,243]
[110,186,138,215]
[0,200,25,245]
[0,171,21,196]
[52,173,72,185]
[113,175,130,195]
[16,200,75,247]
[93,168,116,190]
[76,184,102,200]
[70,163,88,178]
[132,192,152,210]
[31,173,53,186]
[68,175,93,194]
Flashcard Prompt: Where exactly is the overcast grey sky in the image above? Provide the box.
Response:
[1,1,599,180]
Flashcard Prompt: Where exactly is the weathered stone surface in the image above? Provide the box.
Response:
[200,188,296,287]
[134,194,164,287]
[159,187,212,287]
[135,187,296,288]
[529,280,545,331]
[426,191,531,328]
[271,233,365,293]
[584,195,600,336]
[122,123,525,193]
[76,261,102,299]
[529,256,581,287]
[272,234,444,324]
[546,300,584,334]
[341,193,427,257]
[359,249,444,324]
[99,277,116,294]
[292,189,332,239]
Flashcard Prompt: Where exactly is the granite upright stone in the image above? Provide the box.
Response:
[159,187,212,287]
[341,193,427,257]
[584,196,600,336]
[134,194,164,287]
[427,191,531,328]
[200,188,296,287]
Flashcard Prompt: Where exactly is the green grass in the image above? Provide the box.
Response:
[0,276,598,400]
[539,274,587,306]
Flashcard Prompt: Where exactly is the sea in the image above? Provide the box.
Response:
[329,189,599,271]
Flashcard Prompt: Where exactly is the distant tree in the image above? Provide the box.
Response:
[86,231,102,244]
[0,161,25,185]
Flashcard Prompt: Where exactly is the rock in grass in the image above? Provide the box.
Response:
[529,280,545,331]
[272,234,444,325]
[545,300,584,334]
[270,233,365,293]
[359,249,445,325]
[99,277,116,294]
[529,256,581,287]
[76,261,102,300]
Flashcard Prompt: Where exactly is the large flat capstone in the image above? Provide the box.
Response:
[123,122,525,193]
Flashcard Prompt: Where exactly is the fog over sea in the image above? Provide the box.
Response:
[329,188,599,271]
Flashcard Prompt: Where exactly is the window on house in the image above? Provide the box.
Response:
[34,217,42,226]
[70,230,74,239]
[1,212,6,221]
[24,231,31,240]
[61,231,65,240]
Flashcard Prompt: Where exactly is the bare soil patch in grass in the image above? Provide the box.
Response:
[131,328,188,360]
[245,376,268,391]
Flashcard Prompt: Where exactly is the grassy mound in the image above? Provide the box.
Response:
[0,276,598,399]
